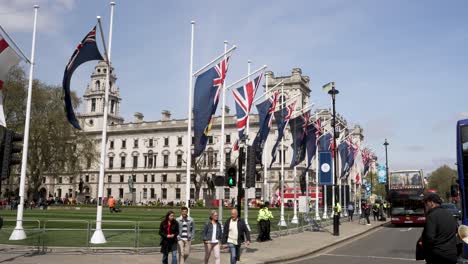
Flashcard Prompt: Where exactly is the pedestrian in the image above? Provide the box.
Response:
[364,203,371,225]
[176,206,195,264]
[372,203,378,221]
[159,211,179,264]
[418,193,459,264]
[108,196,116,213]
[347,202,354,221]
[222,209,251,264]
[202,210,222,264]
[257,202,274,242]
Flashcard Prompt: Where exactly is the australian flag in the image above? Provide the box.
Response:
[193,57,229,157]
[269,101,295,168]
[252,91,278,164]
[289,112,309,168]
[63,26,103,129]
[233,74,262,146]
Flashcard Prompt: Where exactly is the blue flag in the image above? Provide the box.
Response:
[318,133,332,151]
[299,122,317,194]
[289,115,307,168]
[319,151,333,185]
[269,101,295,168]
[193,58,228,158]
[338,141,350,179]
[63,26,103,129]
[252,93,277,165]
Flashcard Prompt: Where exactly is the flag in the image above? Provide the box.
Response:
[351,149,364,184]
[299,121,317,194]
[338,141,350,179]
[252,91,278,164]
[63,26,104,129]
[233,74,263,145]
[318,132,332,151]
[322,82,334,91]
[193,57,230,157]
[0,34,22,127]
[289,112,308,167]
[269,100,295,168]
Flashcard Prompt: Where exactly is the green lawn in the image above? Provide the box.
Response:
[0,206,312,248]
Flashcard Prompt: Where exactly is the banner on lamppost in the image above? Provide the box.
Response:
[318,151,333,185]
[378,164,387,183]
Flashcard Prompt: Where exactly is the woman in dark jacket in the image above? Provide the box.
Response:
[202,210,223,264]
[159,211,179,264]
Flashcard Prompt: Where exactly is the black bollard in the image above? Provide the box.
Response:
[333,215,340,236]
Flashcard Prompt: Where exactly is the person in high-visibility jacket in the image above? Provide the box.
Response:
[257,202,274,242]
[334,202,342,224]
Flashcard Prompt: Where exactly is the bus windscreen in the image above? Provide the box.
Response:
[390,171,423,189]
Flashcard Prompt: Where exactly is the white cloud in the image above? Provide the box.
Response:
[0,0,75,33]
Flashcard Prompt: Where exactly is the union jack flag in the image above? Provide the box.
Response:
[66,27,99,71]
[267,91,279,127]
[233,74,263,143]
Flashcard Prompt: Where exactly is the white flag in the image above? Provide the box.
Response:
[0,34,22,127]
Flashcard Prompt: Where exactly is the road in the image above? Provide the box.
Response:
[289,224,424,264]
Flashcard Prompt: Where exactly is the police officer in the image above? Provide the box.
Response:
[334,202,342,224]
[257,202,274,242]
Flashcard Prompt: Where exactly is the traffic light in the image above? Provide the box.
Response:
[245,146,256,188]
[1,128,23,180]
[226,166,237,187]
[214,175,225,187]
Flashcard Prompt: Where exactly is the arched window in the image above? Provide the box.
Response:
[95,80,100,89]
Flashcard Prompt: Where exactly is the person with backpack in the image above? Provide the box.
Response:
[159,211,179,264]
[372,203,379,221]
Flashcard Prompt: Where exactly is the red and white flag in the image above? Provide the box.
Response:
[0,34,21,127]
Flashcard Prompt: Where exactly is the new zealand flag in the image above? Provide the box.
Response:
[193,57,229,157]
[63,26,103,129]
[252,92,278,164]
[318,132,332,152]
[338,141,350,179]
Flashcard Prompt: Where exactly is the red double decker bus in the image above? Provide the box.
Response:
[388,170,426,225]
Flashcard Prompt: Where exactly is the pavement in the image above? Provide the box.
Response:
[0,218,388,264]
[289,225,423,264]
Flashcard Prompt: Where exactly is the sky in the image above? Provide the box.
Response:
[1,0,468,174]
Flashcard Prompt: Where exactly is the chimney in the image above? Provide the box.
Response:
[134,112,144,123]
[161,110,171,121]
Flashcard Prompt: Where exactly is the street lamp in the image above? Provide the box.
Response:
[384,139,389,194]
[328,83,340,236]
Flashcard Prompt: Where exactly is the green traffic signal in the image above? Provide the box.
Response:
[226,166,237,187]
[228,178,234,186]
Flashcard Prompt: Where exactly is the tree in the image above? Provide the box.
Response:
[190,150,216,203]
[428,165,457,202]
[2,66,97,200]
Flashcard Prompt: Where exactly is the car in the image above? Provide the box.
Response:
[441,203,461,220]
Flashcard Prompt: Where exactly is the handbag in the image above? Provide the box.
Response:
[415,240,425,260]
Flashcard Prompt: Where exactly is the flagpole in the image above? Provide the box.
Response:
[218,40,228,223]
[186,21,195,213]
[0,25,31,63]
[278,84,287,227]
[305,170,310,221]
[263,74,269,202]
[9,4,39,241]
[291,166,298,224]
[244,60,251,231]
[90,1,115,244]
[315,148,321,220]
